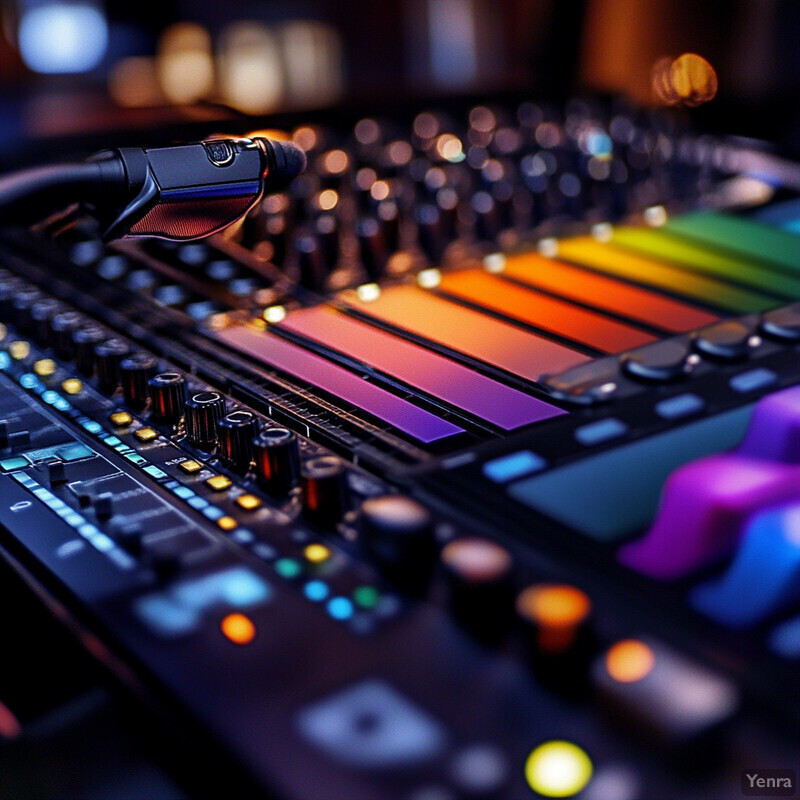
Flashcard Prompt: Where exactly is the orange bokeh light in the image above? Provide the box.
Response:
[605,639,655,683]
[221,613,256,645]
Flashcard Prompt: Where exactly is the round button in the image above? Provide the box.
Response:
[148,372,186,424]
[693,320,752,361]
[621,339,691,383]
[761,303,800,342]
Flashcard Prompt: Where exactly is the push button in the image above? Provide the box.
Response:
[692,320,752,361]
[621,339,692,383]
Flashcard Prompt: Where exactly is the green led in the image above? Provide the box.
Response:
[353,586,380,609]
[274,558,302,579]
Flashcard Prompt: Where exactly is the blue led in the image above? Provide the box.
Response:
[327,597,354,620]
[231,529,255,545]
[220,569,271,606]
[79,524,100,539]
[81,420,103,435]
[188,496,209,510]
[103,436,122,447]
[730,368,777,394]
[53,397,72,412]
[64,512,84,527]
[304,580,330,602]
[143,465,167,480]
[173,486,195,500]
[20,373,42,391]
[0,352,10,370]
[125,453,147,465]
[202,506,224,521]
[483,450,546,483]
[41,390,59,405]
[90,533,115,552]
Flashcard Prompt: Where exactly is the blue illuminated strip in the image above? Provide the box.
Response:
[161,181,261,201]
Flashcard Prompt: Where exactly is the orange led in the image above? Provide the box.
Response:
[217,516,238,531]
[235,494,262,511]
[605,639,655,683]
[134,427,158,442]
[221,613,255,645]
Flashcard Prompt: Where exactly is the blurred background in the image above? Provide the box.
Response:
[0,0,799,163]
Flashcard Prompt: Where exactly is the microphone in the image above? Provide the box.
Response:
[0,136,306,242]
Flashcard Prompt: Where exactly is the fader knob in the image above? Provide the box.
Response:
[94,338,130,393]
[148,372,186,424]
[72,324,107,375]
[253,427,300,494]
[360,495,434,584]
[185,390,226,449]
[119,353,157,409]
[217,409,258,471]
[301,456,348,527]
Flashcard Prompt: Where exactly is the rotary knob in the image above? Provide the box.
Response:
[253,427,301,494]
[148,372,186,424]
[119,353,158,409]
[360,495,434,586]
[72,324,107,375]
[185,390,226,449]
[301,456,349,527]
[217,409,259,471]
[94,338,130,393]
[50,310,85,360]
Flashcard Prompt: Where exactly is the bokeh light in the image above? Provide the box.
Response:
[652,53,718,107]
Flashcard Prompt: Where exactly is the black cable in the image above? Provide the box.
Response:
[0,136,305,241]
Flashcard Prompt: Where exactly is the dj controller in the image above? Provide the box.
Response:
[1,98,800,798]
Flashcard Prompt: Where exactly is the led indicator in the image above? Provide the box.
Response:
[221,613,256,645]
[217,516,238,531]
[178,460,203,473]
[206,475,232,491]
[353,586,380,609]
[275,558,302,579]
[303,543,331,564]
[605,640,655,683]
[236,494,262,511]
[327,597,354,620]
[9,341,30,360]
[134,427,158,442]
[61,378,83,395]
[110,411,133,427]
[524,741,593,797]
[304,580,329,602]
[33,359,56,377]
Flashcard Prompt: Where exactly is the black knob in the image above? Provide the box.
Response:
[296,235,328,293]
[119,353,157,409]
[148,372,186,424]
[253,427,300,494]
[415,204,446,264]
[94,338,130,393]
[471,191,499,241]
[30,299,64,346]
[360,495,434,584]
[301,455,348,527]
[357,218,389,281]
[73,324,107,375]
[50,310,85,360]
[217,409,258,471]
[440,537,514,639]
[185,390,226,449]
[0,278,25,321]
[12,287,44,334]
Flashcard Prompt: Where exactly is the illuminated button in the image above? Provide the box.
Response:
[235,494,262,511]
[61,378,83,395]
[524,740,593,798]
[275,558,302,579]
[109,411,133,427]
[0,323,6,341]
[33,359,56,377]
[217,516,238,531]
[134,427,158,442]
[205,475,232,491]
[591,637,738,745]
[304,543,331,564]
[9,341,30,360]
[220,612,256,645]
[178,460,203,474]
[352,585,380,609]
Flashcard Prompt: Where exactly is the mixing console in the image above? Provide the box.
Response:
[2,99,800,798]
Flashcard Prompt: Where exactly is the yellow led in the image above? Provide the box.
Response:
[263,305,287,324]
[179,460,203,474]
[236,494,262,511]
[217,515,237,531]
[61,378,83,395]
[304,543,331,564]
[524,741,593,798]
[109,411,133,427]
[206,475,232,491]
[134,427,158,442]
[33,359,56,377]
[9,341,30,360]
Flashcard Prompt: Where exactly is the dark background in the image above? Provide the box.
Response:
[1,0,799,158]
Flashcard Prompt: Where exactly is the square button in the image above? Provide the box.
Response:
[217,516,238,531]
[236,494,262,511]
[206,475,232,491]
[110,411,133,427]
[179,460,203,474]
[134,427,158,442]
